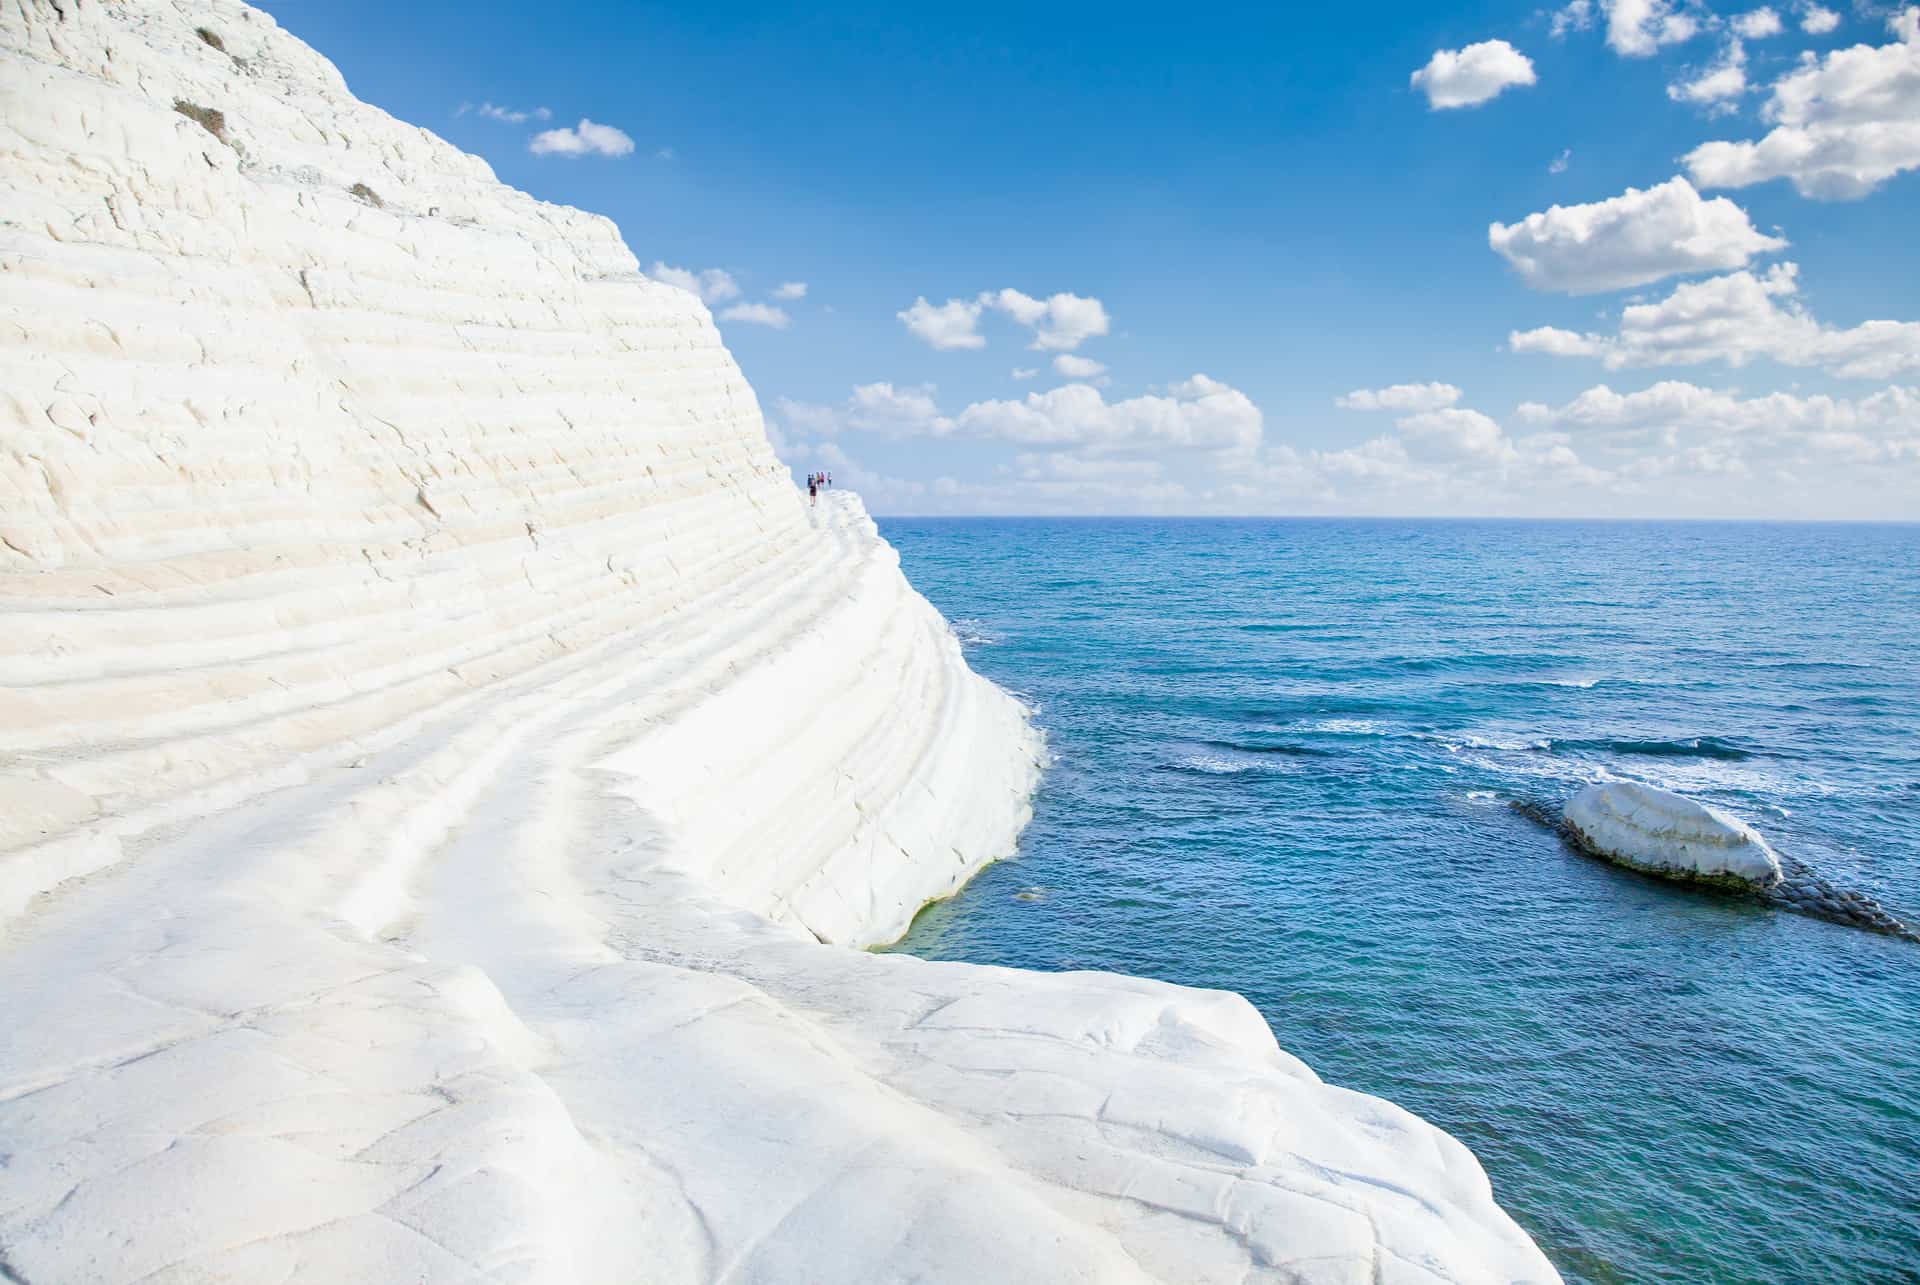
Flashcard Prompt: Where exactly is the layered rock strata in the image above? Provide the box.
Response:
[0,2,1558,1280]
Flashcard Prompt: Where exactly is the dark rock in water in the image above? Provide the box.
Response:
[1753,866,1917,943]
[1507,797,1565,831]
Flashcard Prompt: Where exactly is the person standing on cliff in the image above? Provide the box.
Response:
[808,473,817,506]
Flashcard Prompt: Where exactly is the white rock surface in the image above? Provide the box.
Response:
[0,2,1558,1280]
[1564,782,1784,887]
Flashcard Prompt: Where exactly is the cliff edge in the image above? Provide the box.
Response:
[0,2,1558,1280]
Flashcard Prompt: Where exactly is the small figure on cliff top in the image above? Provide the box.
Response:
[808,473,817,505]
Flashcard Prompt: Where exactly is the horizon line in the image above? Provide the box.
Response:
[865,511,1920,525]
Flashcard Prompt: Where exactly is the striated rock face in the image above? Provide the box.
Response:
[0,0,1040,946]
[0,2,1559,1281]
[1563,782,1783,888]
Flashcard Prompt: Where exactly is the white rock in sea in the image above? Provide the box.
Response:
[0,2,1558,1280]
[1563,782,1784,888]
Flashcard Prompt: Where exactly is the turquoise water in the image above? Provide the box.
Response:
[881,518,1920,1285]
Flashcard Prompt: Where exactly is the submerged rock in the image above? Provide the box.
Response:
[1562,782,1784,890]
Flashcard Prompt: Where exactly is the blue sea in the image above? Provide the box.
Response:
[880,517,1920,1285]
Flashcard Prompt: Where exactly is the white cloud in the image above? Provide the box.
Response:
[647,263,741,305]
[899,289,1112,352]
[1510,261,1920,377]
[1336,382,1464,412]
[1410,40,1538,109]
[1669,39,1750,111]
[1800,4,1840,35]
[1507,325,1604,357]
[1519,379,1920,464]
[718,302,792,329]
[771,281,808,300]
[1550,148,1573,173]
[791,440,1206,516]
[471,102,553,124]
[1052,354,1109,378]
[1603,0,1701,55]
[957,376,1261,455]
[981,289,1112,351]
[849,382,948,431]
[1489,177,1786,293]
[1397,407,1517,460]
[1314,378,1917,512]
[1317,435,1419,481]
[1551,0,1596,39]
[1732,8,1784,38]
[1314,393,1612,495]
[528,118,636,157]
[785,374,1263,458]
[779,382,956,439]
[794,375,1920,518]
[1011,367,1040,380]
[1012,453,1166,483]
[897,296,986,350]
[1684,9,1920,198]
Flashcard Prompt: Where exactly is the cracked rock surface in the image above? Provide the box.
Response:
[0,2,1558,1280]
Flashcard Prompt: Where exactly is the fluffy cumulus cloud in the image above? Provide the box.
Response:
[1394,407,1516,460]
[528,118,636,157]
[980,289,1112,351]
[1488,177,1786,293]
[1410,40,1538,109]
[1669,39,1750,111]
[1052,354,1108,379]
[782,375,1262,457]
[1684,9,1920,198]
[1516,380,1920,466]
[957,376,1261,454]
[1800,4,1840,35]
[1602,0,1701,55]
[898,289,1111,352]
[1510,261,1920,377]
[1316,378,1918,511]
[771,281,808,300]
[647,263,740,305]
[1316,390,1611,495]
[718,302,792,329]
[897,296,986,350]
[1328,387,1588,486]
[1732,7,1784,39]
[1335,382,1463,412]
[776,373,1918,517]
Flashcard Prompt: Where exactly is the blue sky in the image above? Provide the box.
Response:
[259,0,1919,516]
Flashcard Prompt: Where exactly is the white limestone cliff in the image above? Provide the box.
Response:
[1564,782,1784,888]
[0,2,1559,1280]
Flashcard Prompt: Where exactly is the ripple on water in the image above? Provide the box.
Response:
[882,516,1920,1285]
